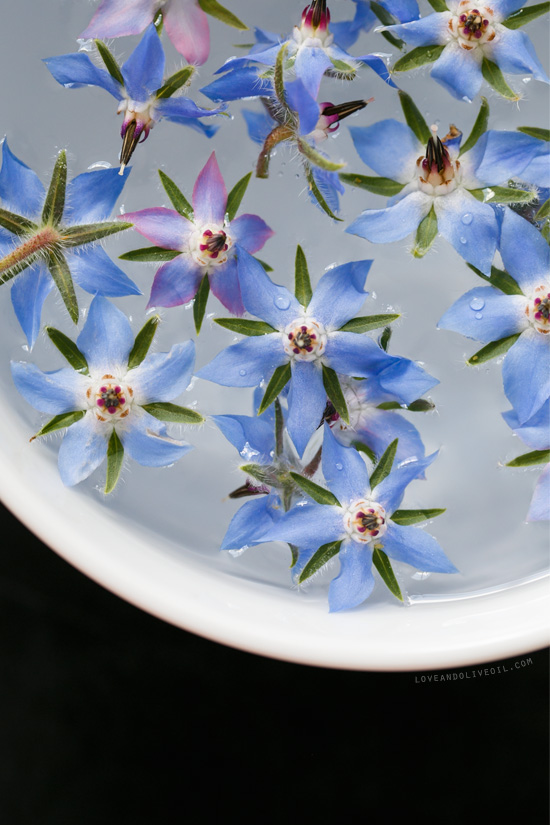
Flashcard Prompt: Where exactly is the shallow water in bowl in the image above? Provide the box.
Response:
[0,0,548,610]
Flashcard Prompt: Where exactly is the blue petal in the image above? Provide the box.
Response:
[0,140,45,218]
[307,261,371,328]
[331,4,376,50]
[349,120,421,182]
[491,0,530,16]
[66,247,141,297]
[201,67,273,102]
[156,98,225,121]
[521,144,550,189]
[212,414,275,464]
[286,79,320,136]
[309,167,344,215]
[434,190,498,275]
[346,191,432,244]
[64,166,130,224]
[121,23,165,101]
[241,108,275,145]
[384,13,451,47]
[286,361,326,456]
[437,286,526,342]
[237,248,301,326]
[380,0,420,23]
[430,43,483,102]
[77,296,134,373]
[221,494,282,551]
[377,357,439,403]
[374,451,438,514]
[485,28,548,82]
[502,398,550,450]
[57,415,108,486]
[121,412,193,467]
[499,209,550,295]
[294,46,333,99]
[130,340,195,403]
[197,334,287,387]
[260,501,344,548]
[11,361,85,414]
[349,407,426,465]
[328,542,375,612]
[322,423,370,505]
[10,263,53,348]
[473,130,542,185]
[356,53,398,88]
[527,464,550,522]
[325,331,398,377]
[215,44,281,73]
[502,329,550,425]
[43,53,122,99]
[383,521,457,572]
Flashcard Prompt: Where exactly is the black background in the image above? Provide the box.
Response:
[1,502,548,824]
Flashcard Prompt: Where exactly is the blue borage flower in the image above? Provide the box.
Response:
[44,24,225,171]
[259,425,455,612]
[438,209,550,425]
[0,141,139,347]
[197,247,438,456]
[11,296,202,493]
[383,0,549,102]
[343,93,540,273]
[504,399,550,522]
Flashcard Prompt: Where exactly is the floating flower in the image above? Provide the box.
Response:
[44,25,225,171]
[504,399,550,521]
[119,152,273,331]
[0,141,138,346]
[11,297,202,493]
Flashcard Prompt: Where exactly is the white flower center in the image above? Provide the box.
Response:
[343,498,387,544]
[448,2,496,49]
[525,284,550,334]
[282,317,327,361]
[87,374,133,422]
[189,223,233,268]
[117,97,157,134]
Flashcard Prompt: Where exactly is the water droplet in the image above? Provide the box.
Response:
[475,312,483,320]
[469,296,485,311]
[335,462,343,470]
[522,76,532,84]
[240,441,260,461]
[77,38,94,52]
[239,368,247,376]
[88,161,112,170]
[274,294,291,310]
[461,212,473,225]
[119,204,125,214]
[459,237,467,245]
[412,571,432,581]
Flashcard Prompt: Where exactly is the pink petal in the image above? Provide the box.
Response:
[147,255,202,308]
[164,0,210,65]
[120,207,193,250]
[231,215,274,254]
[209,257,245,316]
[81,0,156,38]
[192,152,227,226]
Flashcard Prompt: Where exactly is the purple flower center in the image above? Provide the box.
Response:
[451,2,495,47]
[199,229,229,258]
[343,498,387,544]
[527,286,550,334]
[91,375,132,421]
[283,317,328,361]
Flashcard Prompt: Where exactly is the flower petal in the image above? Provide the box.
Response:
[286,78,320,136]
[76,295,134,373]
[385,13,452,47]
[502,328,550,425]
[0,139,45,218]
[521,144,550,189]
[209,256,245,316]
[527,463,550,522]
[241,108,276,145]
[349,120,421,183]
[373,451,438,514]
[43,53,122,99]
[192,152,227,225]
[196,334,287,387]
[485,27,548,82]
[260,501,344,548]
[430,42,483,102]
[221,494,282,551]
[382,0,420,23]
[121,24,165,101]
[328,542,375,612]
[66,246,141,297]
[230,215,274,254]
[80,0,155,38]
[325,331,398,378]
[356,53,398,88]
[346,191,432,244]
[294,46,333,99]
[472,130,543,186]
[163,0,210,65]
[376,358,439,404]
[499,209,550,295]
[342,407,426,465]
[64,166,130,224]
[120,207,193,250]
[308,167,344,215]
[57,415,108,486]
[307,260,371,329]
[434,189,498,275]
[286,361,326,456]
[147,255,202,309]
[437,286,527,342]
[331,2,376,50]
[201,67,273,102]
[236,248,301,327]
[491,0,529,17]
[121,411,193,467]
[11,361,86,414]
[129,340,195,403]
[383,521,457,572]
[156,97,225,121]
[322,423,370,505]
[502,398,550,451]
[212,414,275,464]
[10,263,53,348]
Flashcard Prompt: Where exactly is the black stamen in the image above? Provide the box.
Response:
[321,99,370,122]
[120,120,141,169]
[311,0,327,28]
[229,480,270,499]
[425,135,446,173]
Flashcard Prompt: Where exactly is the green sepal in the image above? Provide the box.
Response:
[372,546,403,601]
[502,1,549,28]
[460,97,489,156]
[197,0,248,29]
[517,126,550,142]
[294,245,312,308]
[274,43,288,108]
[298,540,343,584]
[352,440,377,463]
[155,66,195,99]
[398,90,431,145]
[297,139,346,172]
[61,221,133,247]
[45,326,89,373]
[214,317,276,336]
[239,463,277,485]
[305,166,343,222]
[328,58,357,78]
[0,207,37,236]
[258,363,292,414]
[322,365,349,425]
[31,410,86,440]
[370,2,405,49]
[406,398,435,412]
[394,45,445,74]
[289,544,299,568]
[369,439,398,490]
[468,186,533,204]
[105,429,124,494]
[467,333,521,366]
[290,472,341,507]
[127,315,160,370]
[339,314,400,333]
[193,274,210,335]
[467,263,523,296]
[42,150,67,227]
[274,397,284,457]
[391,508,446,525]
[426,0,448,9]
[507,449,550,468]
[119,246,181,262]
[226,172,252,222]
[47,252,78,323]
[94,39,124,86]
[141,402,204,424]
[381,29,406,49]
[481,58,520,100]
[338,173,404,197]
[535,197,550,221]
[254,257,273,272]
[412,205,438,258]
[158,170,194,220]
[379,326,392,352]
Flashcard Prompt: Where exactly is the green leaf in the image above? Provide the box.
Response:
[398,91,432,146]
[304,166,343,222]
[289,472,341,507]
[158,170,194,220]
[481,58,520,101]
[197,0,248,29]
[426,0,448,9]
[460,97,489,156]
[289,544,299,568]
[468,186,533,204]
[338,173,405,197]
[127,316,160,370]
[274,397,284,457]
[322,365,349,424]
[215,317,276,336]
[328,58,356,77]
[47,252,78,323]
[467,263,523,295]
[372,546,403,601]
[394,45,445,75]
[502,1,549,28]
[352,440,377,463]
[193,273,210,335]
[61,221,132,247]
[105,429,124,494]
[299,540,343,583]
[225,172,252,222]
[42,150,67,226]
[370,1,397,25]
[294,245,312,307]
[536,197,550,220]
[45,326,89,373]
[507,449,550,468]
[376,401,402,410]
[31,410,86,440]
[339,314,400,333]
[254,257,273,272]
[297,139,345,172]
[517,126,550,142]
[381,29,406,49]
[406,398,435,412]
[239,463,277,485]
[274,43,288,107]
[119,246,180,262]
[94,39,124,86]
[369,439,398,490]
[412,205,438,258]
[141,402,204,424]
[258,363,292,414]
[155,66,195,99]
[391,508,446,525]
[379,326,392,352]
[0,207,37,236]
[467,333,521,365]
